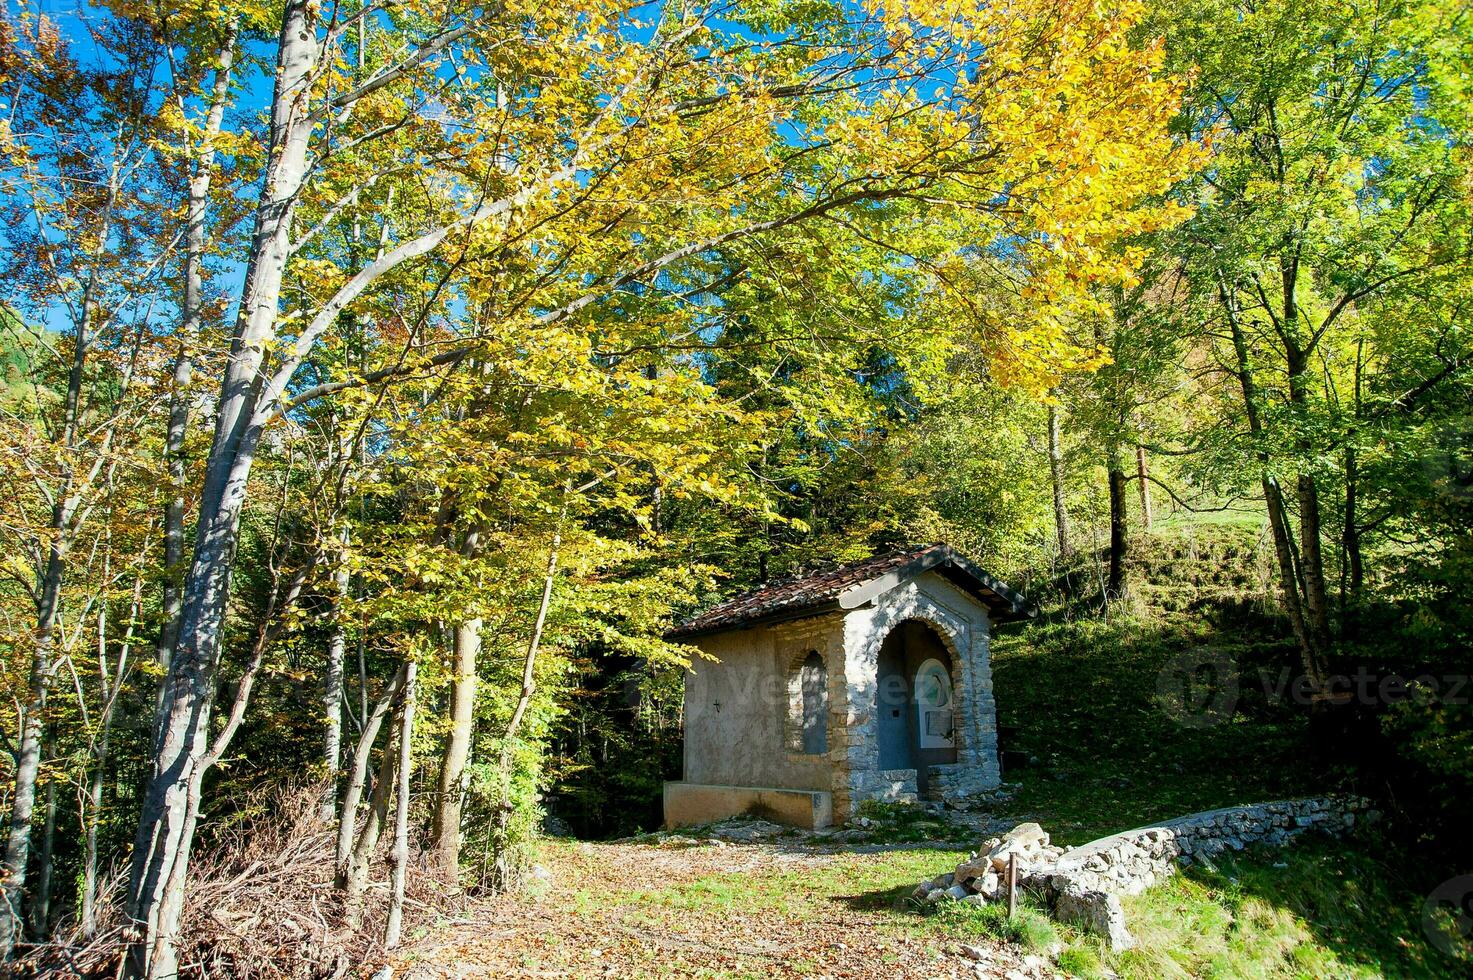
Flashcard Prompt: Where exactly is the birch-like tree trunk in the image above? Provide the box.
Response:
[431,618,481,874]
[320,523,351,824]
[156,29,239,695]
[384,661,417,950]
[335,663,407,927]
[1,543,62,955]
[124,6,321,973]
[344,719,398,925]
[1,259,104,957]
[489,526,562,889]
[30,752,57,939]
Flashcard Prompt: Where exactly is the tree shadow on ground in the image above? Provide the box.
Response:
[833,882,918,914]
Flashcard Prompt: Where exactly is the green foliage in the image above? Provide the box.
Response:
[992,576,1319,839]
[547,658,684,839]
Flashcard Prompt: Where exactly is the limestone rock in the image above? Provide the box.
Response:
[1001,822,1049,849]
[1054,884,1134,951]
[953,857,992,885]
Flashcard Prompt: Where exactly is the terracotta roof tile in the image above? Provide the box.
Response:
[669,543,1030,638]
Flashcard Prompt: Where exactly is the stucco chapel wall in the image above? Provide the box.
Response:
[837,571,1001,817]
[681,615,843,793]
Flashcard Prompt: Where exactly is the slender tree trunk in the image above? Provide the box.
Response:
[126,7,322,975]
[31,764,57,940]
[1281,261,1333,687]
[1047,403,1072,560]
[345,719,398,924]
[1222,284,1327,688]
[2,205,108,955]
[81,729,108,940]
[384,662,417,950]
[1,553,59,955]
[1342,448,1362,623]
[84,563,140,939]
[432,618,481,875]
[1135,444,1152,531]
[1286,357,1333,665]
[489,526,562,889]
[157,29,239,700]
[1106,444,1128,598]
[1342,340,1365,632]
[1297,473,1333,648]
[335,665,407,889]
[320,524,351,824]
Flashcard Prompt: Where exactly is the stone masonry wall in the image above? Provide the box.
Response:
[836,572,1001,820]
[915,796,1375,950]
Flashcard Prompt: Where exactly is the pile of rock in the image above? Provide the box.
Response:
[912,822,1063,904]
[911,796,1374,950]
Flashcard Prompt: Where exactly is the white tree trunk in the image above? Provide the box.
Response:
[335,664,407,884]
[344,719,398,925]
[124,6,321,975]
[320,524,351,824]
[157,28,238,697]
[384,661,417,949]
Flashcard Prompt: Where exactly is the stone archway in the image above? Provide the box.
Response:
[873,620,960,796]
[835,580,1000,817]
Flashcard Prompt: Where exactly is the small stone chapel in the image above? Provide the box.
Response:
[664,543,1034,829]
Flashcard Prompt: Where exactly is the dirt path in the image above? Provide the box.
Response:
[395,834,1047,979]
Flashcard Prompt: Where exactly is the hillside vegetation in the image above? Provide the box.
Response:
[1,0,1468,975]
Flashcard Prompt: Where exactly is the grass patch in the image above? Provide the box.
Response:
[928,898,1059,952]
[574,843,970,922]
[1069,834,1464,979]
[990,611,1317,842]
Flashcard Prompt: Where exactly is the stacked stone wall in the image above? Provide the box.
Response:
[914,796,1375,948]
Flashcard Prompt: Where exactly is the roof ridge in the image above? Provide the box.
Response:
[668,541,1028,639]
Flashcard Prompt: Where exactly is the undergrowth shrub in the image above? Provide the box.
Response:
[13,784,450,979]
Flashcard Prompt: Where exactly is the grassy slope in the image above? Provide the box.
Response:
[981,524,1464,977]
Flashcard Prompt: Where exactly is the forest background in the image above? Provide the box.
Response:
[0,0,1469,976]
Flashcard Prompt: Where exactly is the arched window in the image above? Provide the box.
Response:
[799,651,828,755]
[915,658,955,748]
